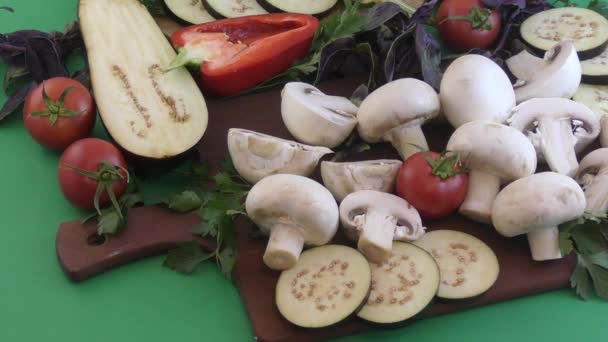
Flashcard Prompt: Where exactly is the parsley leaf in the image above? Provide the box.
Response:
[163,241,214,275]
[82,189,145,236]
[165,190,202,213]
[571,256,593,301]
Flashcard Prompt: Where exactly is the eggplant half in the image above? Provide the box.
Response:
[258,0,338,16]
[164,0,215,25]
[79,0,208,162]
[581,45,608,84]
[520,7,608,61]
[203,0,267,19]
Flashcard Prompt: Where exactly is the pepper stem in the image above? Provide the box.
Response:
[166,48,202,72]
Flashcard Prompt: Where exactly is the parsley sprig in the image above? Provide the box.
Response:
[559,213,608,300]
[162,155,252,280]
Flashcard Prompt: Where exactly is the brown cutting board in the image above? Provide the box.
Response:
[57,76,577,342]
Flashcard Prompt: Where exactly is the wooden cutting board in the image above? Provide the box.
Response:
[57,76,576,342]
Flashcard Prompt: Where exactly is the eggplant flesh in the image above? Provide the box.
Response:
[520,7,608,61]
[203,0,267,19]
[164,0,215,25]
[258,0,338,16]
[581,46,608,84]
[357,242,439,325]
[413,230,499,300]
[79,0,208,160]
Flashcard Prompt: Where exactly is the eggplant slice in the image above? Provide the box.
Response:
[203,0,267,19]
[275,245,371,328]
[413,230,499,300]
[164,0,215,25]
[258,0,338,16]
[357,242,439,325]
[573,83,608,146]
[581,45,608,85]
[520,7,608,61]
[79,0,208,160]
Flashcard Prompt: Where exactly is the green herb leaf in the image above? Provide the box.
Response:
[559,228,574,256]
[165,190,202,212]
[97,210,122,235]
[571,256,593,301]
[162,241,213,275]
[590,251,608,269]
[192,223,218,238]
[218,246,238,279]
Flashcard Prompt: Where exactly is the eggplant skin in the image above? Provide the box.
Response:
[357,301,435,329]
[581,74,608,85]
[519,31,608,62]
[201,0,225,19]
[256,0,339,18]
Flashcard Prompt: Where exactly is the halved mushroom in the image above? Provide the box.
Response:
[339,190,426,263]
[321,159,403,201]
[446,121,537,223]
[227,128,333,184]
[357,78,440,160]
[492,172,586,261]
[245,174,339,271]
[440,54,516,128]
[506,41,582,104]
[576,148,608,214]
[507,98,600,177]
[281,82,359,148]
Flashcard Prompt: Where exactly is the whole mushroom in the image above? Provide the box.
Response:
[440,54,516,128]
[492,172,586,261]
[281,82,359,148]
[339,190,426,263]
[446,121,537,223]
[576,148,608,214]
[507,97,600,177]
[357,78,440,160]
[227,128,333,184]
[506,41,582,104]
[246,174,339,271]
[321,159,403,201]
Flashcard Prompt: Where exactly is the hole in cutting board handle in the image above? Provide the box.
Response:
[86,233,106,246]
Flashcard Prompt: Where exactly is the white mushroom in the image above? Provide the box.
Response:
[446,121,537,223]
[321,159,403,201]
[507,98,600,177]
[281,82,359,148]
[492,172,586,261]
[440,54,516,128]
[339,190,426,263]
[227,128,333,184]
[576,148,608,214]
[356,78,440,160]
[245,174,339,271]
[506,41,582,104]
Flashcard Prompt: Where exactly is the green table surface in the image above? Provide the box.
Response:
[0,1,606,341]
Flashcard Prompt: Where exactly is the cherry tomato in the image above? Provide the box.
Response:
[58,138,129,210]
[23,77,96,151]
[396,151,468,220]
[436,0,501,52]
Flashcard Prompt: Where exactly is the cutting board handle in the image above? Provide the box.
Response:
[56,206,213,282]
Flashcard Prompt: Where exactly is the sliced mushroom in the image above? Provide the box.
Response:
[227,128,333,184]
[321,159,403,201]
[281,82,359,148]
[440,54,516,128]
[339,190,426,263]
[492,172,586,261]
[446,121,537,223]
[507,98,600,177]
[245,174,339,271]
[576,148,608,214]
[507,41,582,104]
[357,78,440,160]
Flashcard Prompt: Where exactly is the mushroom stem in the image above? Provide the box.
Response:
[355,210,397,263]
[458,170,501,224]
[582,173,608,214]
[263,225,305,271]
[601,117,608,148]
[526,226,562,261]
[537,117,579,177]
[385,124,428,160]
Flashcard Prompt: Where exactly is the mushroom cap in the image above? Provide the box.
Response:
[321,159,403,201]
[576,147,608,180]
[227,128,333,184]
[439,54,516,128]
[245,174,339,246]
[356,78,440,142]
[507,97,601,154]
[446,121,537,181]
[281,82,359,148]
[492,172,586,237]
[339,190,425,242]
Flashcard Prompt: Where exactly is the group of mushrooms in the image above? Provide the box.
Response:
[227,39,608,271]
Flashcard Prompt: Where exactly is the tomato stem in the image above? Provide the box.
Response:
[29,84,85,125]
[406,143,465,180]
[437,6,494,31]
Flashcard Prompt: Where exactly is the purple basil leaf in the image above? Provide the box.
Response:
[0,81,36,121]
[384,26,419,83]
[482,0,526,9]
[72,68,91,90]
[415,24,442,90]
[3,64,29,91]
[409,0,439,26]
[315,37,358,83]
[24,42,46,82]
[365,2,409,31]
[29,36,69,78]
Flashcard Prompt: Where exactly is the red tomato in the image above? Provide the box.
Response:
[58,138,129,210]
[436,0,501,52]
[396,151,468,220]
[23,77,96,151]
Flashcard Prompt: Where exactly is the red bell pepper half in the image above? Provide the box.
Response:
[167,13,320,97]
